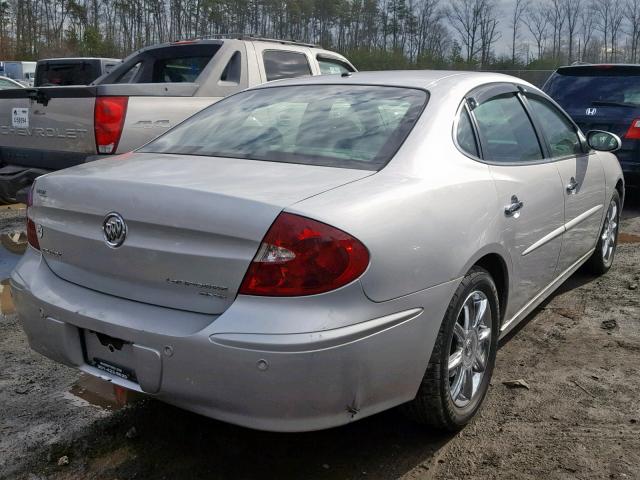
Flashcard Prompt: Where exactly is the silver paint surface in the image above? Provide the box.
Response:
[11,70,624,432]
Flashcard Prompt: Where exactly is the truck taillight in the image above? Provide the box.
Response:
[239,213,369,296]
[624,118,640,140]
[94,96,128,154]
[26,184,40,251]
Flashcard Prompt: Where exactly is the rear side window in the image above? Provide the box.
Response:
[35,61,101,86]
[473,94,543,163]
[456,108,479,157]
[263,51,311,81]
[527,96,583,158]
[318,57,353,75]
[141,85,428,171]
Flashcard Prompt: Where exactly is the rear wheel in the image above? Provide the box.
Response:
[402,266,499,431]
[586,191,620,275]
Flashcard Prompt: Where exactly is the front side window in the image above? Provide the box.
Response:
[141,85,427,171]
[473,94,543,163]
[527,96,583,158]
[456,107,479,157]
[263,51,311,81]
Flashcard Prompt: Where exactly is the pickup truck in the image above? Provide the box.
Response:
[0,36,355,202]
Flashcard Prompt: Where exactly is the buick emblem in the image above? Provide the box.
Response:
[102,212,127,248]
[586,107,597,116]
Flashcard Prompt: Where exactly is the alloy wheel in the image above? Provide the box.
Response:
[448,290,492,408]
[601,199,618,264]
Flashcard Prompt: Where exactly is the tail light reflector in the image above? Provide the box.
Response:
[94,96,128,154]
[26,184,40,250]
[624,118,640,139]
[239,213,369,296]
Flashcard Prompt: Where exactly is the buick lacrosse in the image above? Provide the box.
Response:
[12,71,624,432]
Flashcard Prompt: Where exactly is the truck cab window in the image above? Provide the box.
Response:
[263,51,311,81]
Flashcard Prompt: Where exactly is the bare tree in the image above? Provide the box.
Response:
[523,2,550,60]
[577,3,596,61]
[549,0,566,61]
[564,0,581,62]
[627,0,640,62]
[447,0,483,63]
[509,0,527,64]
[479,0,500,66]
[593,0,625,61]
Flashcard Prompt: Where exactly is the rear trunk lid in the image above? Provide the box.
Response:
[31,153,372,314]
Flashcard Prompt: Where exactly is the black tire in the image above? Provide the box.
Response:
[402,266,499,431]
[586,190,621,275]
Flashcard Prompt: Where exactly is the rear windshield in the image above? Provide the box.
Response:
[35,61,101,86]
[140,85,427,170]
[545,67,640,109]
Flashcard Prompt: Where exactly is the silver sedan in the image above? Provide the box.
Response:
[12,71,624,432]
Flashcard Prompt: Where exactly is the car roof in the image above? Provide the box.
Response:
[256,70,533,92]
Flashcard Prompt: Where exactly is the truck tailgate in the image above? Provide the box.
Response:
[0,87,97,164]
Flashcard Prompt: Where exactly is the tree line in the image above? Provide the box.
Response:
[1,0,639,71]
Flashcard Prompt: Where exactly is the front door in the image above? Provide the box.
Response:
[525,94,606,271]
[469,87,565,323]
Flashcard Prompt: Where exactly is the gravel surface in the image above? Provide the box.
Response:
[1,194,639,480]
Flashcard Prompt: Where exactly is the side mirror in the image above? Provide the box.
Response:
[587,130,621,152]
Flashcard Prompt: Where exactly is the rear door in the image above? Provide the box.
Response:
[465,84,565,323]
[524,93,605,270]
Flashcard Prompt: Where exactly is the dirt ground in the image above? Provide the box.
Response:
[0,193,639,480]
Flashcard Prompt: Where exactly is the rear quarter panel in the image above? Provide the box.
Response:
[287,82,504,302]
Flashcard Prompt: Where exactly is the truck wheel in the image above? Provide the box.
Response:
[402,266,499,431]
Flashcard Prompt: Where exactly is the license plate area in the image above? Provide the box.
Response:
[83,330,137,382]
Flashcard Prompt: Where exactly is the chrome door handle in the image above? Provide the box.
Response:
[566,177,579,194]
[504,195,524,216]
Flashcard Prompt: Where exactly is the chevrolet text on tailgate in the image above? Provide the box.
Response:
[0,36,355,202]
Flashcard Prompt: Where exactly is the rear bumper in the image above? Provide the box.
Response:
[10,248,457,432]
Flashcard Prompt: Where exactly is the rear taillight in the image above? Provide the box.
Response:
[26,184,40,250]
[624,118,640,139]
[239,213,369,296]
[94,96,128,154]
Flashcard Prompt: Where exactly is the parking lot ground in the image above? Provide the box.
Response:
[1,193,639,480]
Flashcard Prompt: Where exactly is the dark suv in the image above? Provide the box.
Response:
[544,64,640,185]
